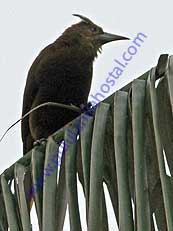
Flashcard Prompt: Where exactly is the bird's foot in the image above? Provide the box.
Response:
[70,102,95,116]
[79,102,92,112]
[33,138,47,147]
[79,102,97,116]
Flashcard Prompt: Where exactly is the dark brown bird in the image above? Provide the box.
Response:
[21,14,129,154]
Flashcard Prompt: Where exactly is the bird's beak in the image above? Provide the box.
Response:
[96,32,130,45]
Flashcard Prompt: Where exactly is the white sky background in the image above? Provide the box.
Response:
[0,0,173,230]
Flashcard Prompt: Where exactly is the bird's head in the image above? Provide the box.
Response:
[60,14,129,59]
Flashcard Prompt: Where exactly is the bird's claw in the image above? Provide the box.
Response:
[79,102,92,112]
[33,138,47,147]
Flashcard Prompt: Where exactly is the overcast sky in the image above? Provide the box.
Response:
[0,0,173,230]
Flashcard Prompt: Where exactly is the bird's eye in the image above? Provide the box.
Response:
[91,27,97,32]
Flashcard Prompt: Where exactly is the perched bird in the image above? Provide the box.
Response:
[21,14,129,154]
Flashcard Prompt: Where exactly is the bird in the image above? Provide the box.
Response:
[21,14,129,154]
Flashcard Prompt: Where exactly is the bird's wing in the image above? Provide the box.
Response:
[21,63,39,154]
[21,45,51,152]
[21,45,65,154]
